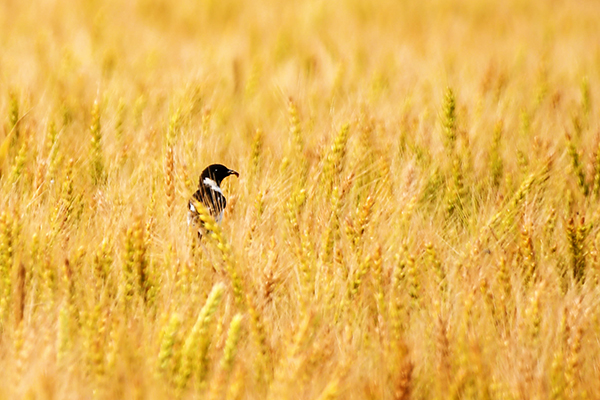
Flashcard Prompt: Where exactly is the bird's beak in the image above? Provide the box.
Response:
[229,169,239,177]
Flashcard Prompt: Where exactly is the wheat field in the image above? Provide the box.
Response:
[1,0,599,398]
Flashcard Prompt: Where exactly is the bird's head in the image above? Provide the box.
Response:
[200,164,239,186]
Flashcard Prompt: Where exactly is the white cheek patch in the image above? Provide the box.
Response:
[203,177,223,195]
[189,202,196,212]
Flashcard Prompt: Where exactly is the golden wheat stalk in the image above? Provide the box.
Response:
[207,313,243,400]
[177,282,225,390]
[192,198,245,308]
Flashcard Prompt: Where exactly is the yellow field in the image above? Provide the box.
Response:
[1,0,599,398]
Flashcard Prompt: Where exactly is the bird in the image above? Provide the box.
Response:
[188,164,239,238]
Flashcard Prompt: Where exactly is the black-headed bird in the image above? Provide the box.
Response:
[188,164,239,238]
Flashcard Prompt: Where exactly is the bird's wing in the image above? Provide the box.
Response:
[191,188,227,219]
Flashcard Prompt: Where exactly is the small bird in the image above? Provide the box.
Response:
[188,164,239,238]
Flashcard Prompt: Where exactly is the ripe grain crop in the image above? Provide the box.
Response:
[1,0,600,398]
